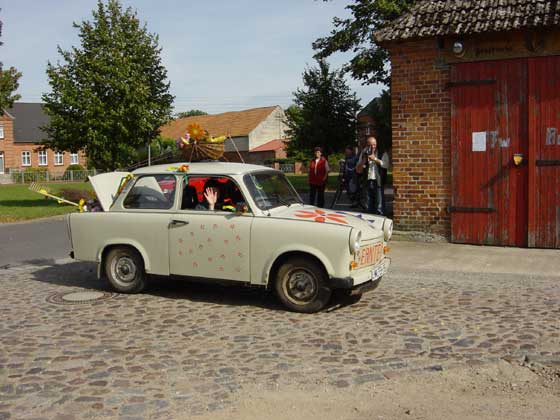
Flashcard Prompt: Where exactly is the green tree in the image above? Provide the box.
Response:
[42,0,174,170]
[285,59,360,157]
[0,13,22,112]
[313,0,415,85]
[175,109,208,119]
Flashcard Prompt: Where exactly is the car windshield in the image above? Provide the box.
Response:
[244,171,303,210]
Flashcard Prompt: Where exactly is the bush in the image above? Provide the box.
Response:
[327,153,344,171]
[11,167,48,183]
[64,163,85,173]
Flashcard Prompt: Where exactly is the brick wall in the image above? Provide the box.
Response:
[388,39,451,235]
[0,114,87,173]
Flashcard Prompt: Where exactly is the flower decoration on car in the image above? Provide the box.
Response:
[187,123,206,141]
[294,209,348,224]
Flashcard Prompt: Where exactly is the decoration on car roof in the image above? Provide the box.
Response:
[294,209,348,224]
[176,123,227,162]
[168,164,190,173]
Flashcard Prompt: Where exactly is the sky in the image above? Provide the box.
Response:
[1,0,383,114]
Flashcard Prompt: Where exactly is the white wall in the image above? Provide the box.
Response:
[248,106,288,150]
[224,136,249,152]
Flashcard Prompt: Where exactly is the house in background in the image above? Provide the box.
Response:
[0,102,87,175]
[160,106,288,164]
[357,99,377,148]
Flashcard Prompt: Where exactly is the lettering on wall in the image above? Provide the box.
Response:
[487,130,510,149]
[545,127,560,145]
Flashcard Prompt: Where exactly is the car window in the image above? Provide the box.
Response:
[123,175,176,210]
[244,171,302,210]
[180,176,250,213]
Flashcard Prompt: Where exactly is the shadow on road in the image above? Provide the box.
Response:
[29,261,359,312]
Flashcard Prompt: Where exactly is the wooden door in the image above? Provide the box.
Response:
[528,56,560,248]
[450,59,529,246]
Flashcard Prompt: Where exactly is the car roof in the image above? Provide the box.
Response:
[132,161,275,176]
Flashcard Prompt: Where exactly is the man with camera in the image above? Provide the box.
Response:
[357,136,389,215]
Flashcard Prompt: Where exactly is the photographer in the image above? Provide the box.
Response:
[358,136,389,215]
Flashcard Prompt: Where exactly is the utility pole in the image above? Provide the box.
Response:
[148,142,151,166]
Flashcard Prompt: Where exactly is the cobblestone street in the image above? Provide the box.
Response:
[0,243,559,419]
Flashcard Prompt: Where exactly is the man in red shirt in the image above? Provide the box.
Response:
[308,147,330,207]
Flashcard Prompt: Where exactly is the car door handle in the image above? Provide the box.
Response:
[169,219,189,228]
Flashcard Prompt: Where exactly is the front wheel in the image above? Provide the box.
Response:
[104,246,146,293]
[275,257,332,313]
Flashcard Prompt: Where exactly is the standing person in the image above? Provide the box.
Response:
[360,136,389,215]
[308,147,329,207]
[343,145,359,206]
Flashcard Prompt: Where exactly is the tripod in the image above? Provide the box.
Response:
[329,160,368,210]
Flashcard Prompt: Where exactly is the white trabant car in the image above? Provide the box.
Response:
[68,162,392,313]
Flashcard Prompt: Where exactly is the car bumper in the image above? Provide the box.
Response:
[327,257,390,291]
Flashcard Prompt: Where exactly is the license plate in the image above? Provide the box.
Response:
[356,242,383,268]
[370,262,387,281]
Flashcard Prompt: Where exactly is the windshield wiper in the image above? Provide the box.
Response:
[273,193,293,207]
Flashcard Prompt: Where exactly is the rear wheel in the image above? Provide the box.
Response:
[275,257,332,313]
[104,246,146,293]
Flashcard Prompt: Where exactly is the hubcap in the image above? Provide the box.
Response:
[112,256,136,284]
[285,269,318,304]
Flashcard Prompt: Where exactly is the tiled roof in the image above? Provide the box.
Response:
[160,106,279,139]
[250,139,287,152]
[375,0,560,42]
[6,103,50,143]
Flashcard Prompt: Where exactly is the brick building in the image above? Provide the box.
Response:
[0,102,86,175]
[376,0,560,248]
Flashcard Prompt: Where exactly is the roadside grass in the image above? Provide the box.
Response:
[285,172,392,192]
[285,174,339,192]
[0,183,92,223]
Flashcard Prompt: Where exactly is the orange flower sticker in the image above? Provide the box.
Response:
[187,123,206,140]
[294,209,348,224]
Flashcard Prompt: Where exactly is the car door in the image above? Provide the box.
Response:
[168,176,253,282]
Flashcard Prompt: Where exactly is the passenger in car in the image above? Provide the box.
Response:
[181,185,199,209]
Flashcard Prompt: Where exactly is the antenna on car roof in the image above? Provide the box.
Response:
[228,135,245,164]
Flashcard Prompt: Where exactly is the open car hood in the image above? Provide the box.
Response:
[88,172,133,211]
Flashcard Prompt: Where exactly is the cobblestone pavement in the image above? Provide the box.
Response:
[0,255,559,419]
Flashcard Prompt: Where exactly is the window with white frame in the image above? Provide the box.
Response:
[0,124,4,139]
[54,152,64,166]
[38,150,48,166]
[70,153,79,164]
[22,151,31,166]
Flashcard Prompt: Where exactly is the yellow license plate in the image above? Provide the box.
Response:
[356,242,383,268]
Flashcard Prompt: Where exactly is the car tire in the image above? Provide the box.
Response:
[275,257,332,313]
[105,246,146,293]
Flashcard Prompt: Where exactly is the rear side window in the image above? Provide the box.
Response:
[123,175,176,209]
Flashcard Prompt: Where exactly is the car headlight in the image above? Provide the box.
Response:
[349,230,362,254]
[382,218,393,241]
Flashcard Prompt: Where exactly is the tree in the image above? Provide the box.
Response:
[175,109,208,119]
[313,0,415,85]
[0,12,22,112]
[42,0,174,170]
[285,59,360,157]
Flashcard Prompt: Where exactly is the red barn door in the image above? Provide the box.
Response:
[528,56,560,248]
[450,59,528,246]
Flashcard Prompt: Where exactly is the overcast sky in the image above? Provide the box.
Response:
[1,0,383,114]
